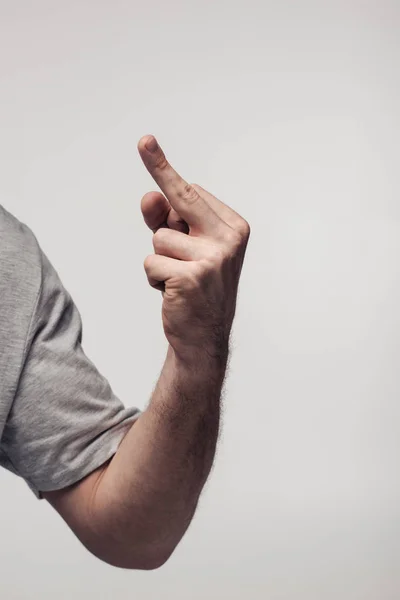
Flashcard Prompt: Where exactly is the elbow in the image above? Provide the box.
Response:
[85,487,186,570]
[88,539,175,571]
[99,554,170,571]
[141,549,174,571]
[118,548,174,571]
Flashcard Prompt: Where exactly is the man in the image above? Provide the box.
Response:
[0,135,250,569]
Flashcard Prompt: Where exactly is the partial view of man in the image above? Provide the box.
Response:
[0,135,250,569]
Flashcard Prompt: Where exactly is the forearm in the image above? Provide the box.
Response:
[89,342,229,568]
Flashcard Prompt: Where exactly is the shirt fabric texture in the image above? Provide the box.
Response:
[0,204,141,499]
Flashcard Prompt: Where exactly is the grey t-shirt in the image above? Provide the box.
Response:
[0,203,141,499]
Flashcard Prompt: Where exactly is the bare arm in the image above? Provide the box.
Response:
[43,135,249,569]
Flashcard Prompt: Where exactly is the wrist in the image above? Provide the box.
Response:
[166,340,229,380]
[151,343,227,418]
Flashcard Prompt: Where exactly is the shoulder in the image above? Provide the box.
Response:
[0,203,43,411]
[0,203,42,288]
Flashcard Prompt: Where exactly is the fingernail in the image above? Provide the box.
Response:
[145,136,158,153]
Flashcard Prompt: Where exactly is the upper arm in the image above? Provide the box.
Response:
[0,229,140,505]
[0,243,141,498]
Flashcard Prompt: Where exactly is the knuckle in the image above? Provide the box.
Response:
[155,155,168,171]
[152,227,168,247]
[143,254,154,271]
[192,261,210,286]
[180,270,197,292]
[207,244,225,263]
[184,262,206,289]
[181,183,199,205]
[225,228,243,248]
[238,219,251,239]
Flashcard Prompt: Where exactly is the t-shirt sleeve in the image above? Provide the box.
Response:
[0,244,141,499]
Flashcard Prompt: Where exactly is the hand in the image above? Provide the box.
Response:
[138,135,250,363]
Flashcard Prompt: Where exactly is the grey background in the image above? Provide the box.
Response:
[0,1,399,598]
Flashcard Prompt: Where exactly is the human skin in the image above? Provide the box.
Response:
[42,135,250,569]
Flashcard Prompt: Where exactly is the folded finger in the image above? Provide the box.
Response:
[152,227,207,261]
[143,253,185,289]
[141,191,170,232]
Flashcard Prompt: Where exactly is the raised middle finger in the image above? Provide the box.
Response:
[137,135,225,237]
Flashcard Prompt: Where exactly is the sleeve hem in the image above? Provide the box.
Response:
[27,409,141,500]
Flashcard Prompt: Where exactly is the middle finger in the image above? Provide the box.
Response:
[138,135,225,236]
